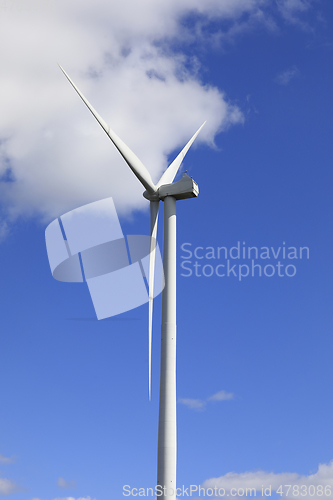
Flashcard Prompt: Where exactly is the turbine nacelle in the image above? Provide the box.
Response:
[143,173,199,202]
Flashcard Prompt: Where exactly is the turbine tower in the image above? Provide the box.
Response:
[59,65,205,498]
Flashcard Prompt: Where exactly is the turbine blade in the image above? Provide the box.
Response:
[148,200,159,400]
[59,64,157,194]
[156,122,206,188]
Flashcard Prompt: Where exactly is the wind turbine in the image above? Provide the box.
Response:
[59,65,205,498]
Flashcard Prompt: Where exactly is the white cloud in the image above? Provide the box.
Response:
[0,477,20,496]
[0,454,19,495]
[208,389,234,401]
[178,398,207,410]
[179,389,234,410]
[0,220,10,242]
[275,65,300,85]
[202,460,333,500]
[57,478,76,490]
[33,497,95,500]
[0,0,317,231]
[0,455,14,465]
[52,497,95,500]
[0,0,248,226]
[276,0,316,27]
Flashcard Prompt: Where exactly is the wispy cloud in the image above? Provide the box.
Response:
[53,497,95,500]
[276,0,316,29]
[275,65,300,85]
[0,477,21,496]
[0,452,20,495]
[203,459,333,500]
[178,398,207,411]
[0,454,15,465]
[0,220,9,243]
[57,478,76,490]
[179,389,234,411]
[33,497,95,500]
[208,390,234,401]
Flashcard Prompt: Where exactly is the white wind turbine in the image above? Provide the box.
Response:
[59,65,205,498]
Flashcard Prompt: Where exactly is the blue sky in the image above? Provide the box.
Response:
[1,0,333,499]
